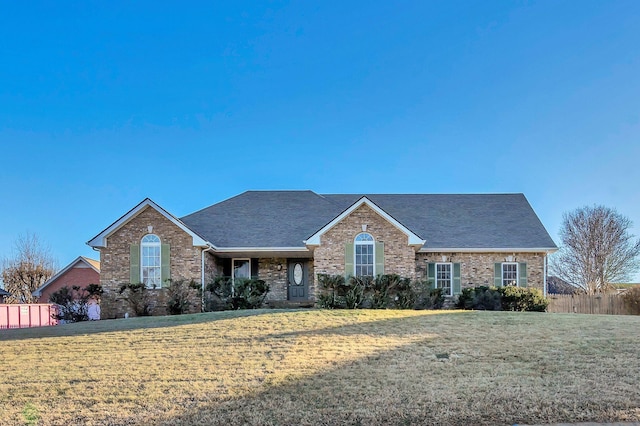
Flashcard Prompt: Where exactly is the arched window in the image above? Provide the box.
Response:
[141,234,161,288]
[354,233,375,277]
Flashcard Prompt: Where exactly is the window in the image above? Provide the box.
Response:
[141,234,161,288]
[502,263,518,286]
[436,263,452,295]
[354,233,375,277]
[233,259,251,282]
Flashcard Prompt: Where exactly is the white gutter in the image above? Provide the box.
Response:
[217,247,310,253]
[201,245,215,312]
[417,247,559,253]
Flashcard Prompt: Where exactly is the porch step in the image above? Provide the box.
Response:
[266,300,315,309]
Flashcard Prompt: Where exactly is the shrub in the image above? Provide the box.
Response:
[206,276,270,310]
[232,278,270,309]
[369,274,394,309]
[49,284,103,323]
[317,274,346,309]
[415,286,445,310]
[392,276,417,309]
[118,283,154,316]
[166,279,197,315]
[317,274,443,310]
[622,287,640,315]
[457,286,549,312]
[456,286,502,310]
[499,286,548,312]
[344,276,371,309]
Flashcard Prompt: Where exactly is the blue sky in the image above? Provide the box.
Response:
[1,1,639,279]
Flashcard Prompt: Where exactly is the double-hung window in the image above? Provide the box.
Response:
[435,263,452,296]
[354,233,375,277]
[141,234,161,288]
[502,263,518,286]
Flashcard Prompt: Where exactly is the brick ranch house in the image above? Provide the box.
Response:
[88,191,557,316]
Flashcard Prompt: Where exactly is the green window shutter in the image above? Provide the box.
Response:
[453,263,462,295]
[427,263,436,289]
[344,243,354,277]
[494,263,503,287]
[519,262,527,287]
[375,242,384,276]
[161,244,171,287]
[130,244,140,284]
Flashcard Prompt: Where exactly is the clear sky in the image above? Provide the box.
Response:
[1,1,639,279]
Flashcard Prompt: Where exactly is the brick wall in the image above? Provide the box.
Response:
[415,252,546,290]
[99,206,203,316]
[313,204,417,279]
[258,258,288,301]
[38,264,100,303]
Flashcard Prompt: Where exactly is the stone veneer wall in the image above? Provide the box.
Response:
[100,206,203,317]
[415,252,546,290]
[258,258,288,301]
[313,204,417,279]
[257,258,315,302]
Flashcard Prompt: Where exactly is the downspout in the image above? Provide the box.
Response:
[201,245,214,312]
[543,251,548,298]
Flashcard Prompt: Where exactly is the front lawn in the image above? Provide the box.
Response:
[1,309,639,425]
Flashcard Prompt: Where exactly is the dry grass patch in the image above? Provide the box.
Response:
[0,309,639,425]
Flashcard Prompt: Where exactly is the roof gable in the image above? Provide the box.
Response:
[304,197,426,247]
[87,198,208,248]
[33,256,100,297]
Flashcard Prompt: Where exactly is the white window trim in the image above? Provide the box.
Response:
[502,262,519,287]
[354,233,375,277]
[141,234,161,289]
[435,262,453,296]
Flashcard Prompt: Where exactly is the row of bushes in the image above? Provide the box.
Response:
[317,274,445,310]
[456,285,548,312]
[115,277,271,316]
[52,277,555,321]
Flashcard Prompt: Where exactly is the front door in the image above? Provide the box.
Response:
[288,260,308,301]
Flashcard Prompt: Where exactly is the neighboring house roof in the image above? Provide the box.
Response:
[180,191,557,251]
[33,256,101,297]
[0,288,11,297]
[88,198,209,248]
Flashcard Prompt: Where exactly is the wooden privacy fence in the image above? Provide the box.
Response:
[547,293,631,315]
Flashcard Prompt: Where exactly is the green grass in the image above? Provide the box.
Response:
[1,309,639,425]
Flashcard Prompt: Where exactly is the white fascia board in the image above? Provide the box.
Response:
[87,198,209,248]
[305,197,425,247]
[216,247,310,252]
[418,247,559,253]
[212,246,312,259]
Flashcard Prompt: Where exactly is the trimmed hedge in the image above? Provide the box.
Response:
[456,285,548,312]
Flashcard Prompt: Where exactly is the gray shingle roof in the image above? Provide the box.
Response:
[180,191,557,250]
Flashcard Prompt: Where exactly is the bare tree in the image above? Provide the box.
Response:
[551,206,640,294]
[1,233,58,303]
